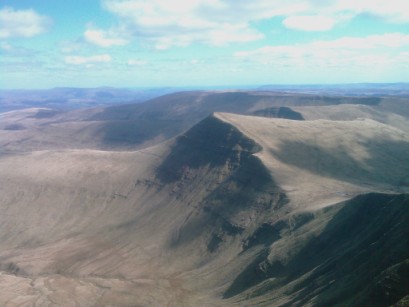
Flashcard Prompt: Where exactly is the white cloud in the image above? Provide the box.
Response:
[283,15,337,31]
[98,0,409,49]
[336,0,409,23]
[84,28,128,47]
[0,7,51,39]
[151,23,263,49]
[64,54,112,65]
[397,52,409,63]
[236,33,409,56]
[234,33,409,68]
[102,0,270,48]
[310,33,409,49]
[59,40,84,53]
[127,59,148,66]
[0,42,12,51]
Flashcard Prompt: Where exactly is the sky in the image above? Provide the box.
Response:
[1,0,409,89]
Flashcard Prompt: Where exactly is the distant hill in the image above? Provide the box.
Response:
[2,89,408,154]
[258,83,409,97]
[0,87,180,112]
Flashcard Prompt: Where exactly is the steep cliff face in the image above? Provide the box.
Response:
[154,115,289,263]
[223,193,409,307]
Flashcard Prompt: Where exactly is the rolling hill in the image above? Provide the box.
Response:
[1,90,408,154]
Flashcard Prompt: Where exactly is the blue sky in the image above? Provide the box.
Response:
[1,0,409,89]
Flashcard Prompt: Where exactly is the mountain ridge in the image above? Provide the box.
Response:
[2,90,408,154]
[0,97,408,305]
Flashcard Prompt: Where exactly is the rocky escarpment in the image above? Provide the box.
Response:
[156,114,289,254]
[224,193,409,307]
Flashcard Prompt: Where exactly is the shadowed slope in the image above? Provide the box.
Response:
[253,106,304,120]
[224,193,409,307]
[154,115,288,251]
[271,138,409,188]
[156,115,262,183]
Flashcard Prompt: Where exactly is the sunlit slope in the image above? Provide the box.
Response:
[216,112,409,208]
[0,112,408,306]
[290,103,409,133]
